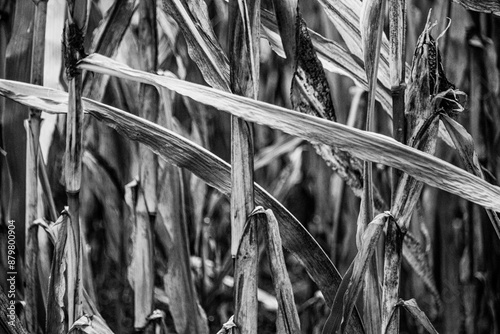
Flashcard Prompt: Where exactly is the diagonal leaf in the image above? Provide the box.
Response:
[398,299,439,334]
[0,285,28,334]
[75,54,500,213]
[263,209,301,333]
[402,232,441,311]
[452,0,500,16]
[441,114,500,239]
[260,9,392,114]
[0,80,347,308]
[322,212,388,334]
[161,0,230,91]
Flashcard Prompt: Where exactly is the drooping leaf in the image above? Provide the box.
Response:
[452,0,500,16]
[402,232,441,312]
[46,212,70,334]
[75,55,500,213]
[82,0,137,101]
[441,114,500,239]
[322,212,387,334]
[263,209,301,333]
[161,0,230,91]
[398,299,439,334]
[0,79,347,308]
[260,9,392,114]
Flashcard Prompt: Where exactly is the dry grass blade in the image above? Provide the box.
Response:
[0,285,27,334]
[381,217,404,334]
[316,0,392,86]
[452,0,500,16]
[75,55,500,213]
[125,180,154,330]
[263,209,300,333]
[162,0,230,91]
[0,81,348,308]
[232,207,262,333]
[441,114,500,239]
[397,299,439,333]
[322,212,388,334]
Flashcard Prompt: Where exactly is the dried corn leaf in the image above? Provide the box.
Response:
[316,0,392,87]
[0,285,27,334]
[360,0,385,86]
[441,114,500,238]
[322,212,387,334]
[82,0,136,101]
[0,80,348,307]
[228,0,258,257]
[381,216,404,334]
[402,232,441,312]
[69,314,114,334]
[162,0,230,91]
[291,11,336,121]
[453,0,500,16]
[260,9,392,113]
[3,0,35,261]
[263,209,300,333]
[125,180,154,330]
[398,299,439,334]
[75,55,500,212]
[232,207,261,333]
[46,212,70,334]
[270,0,297,65]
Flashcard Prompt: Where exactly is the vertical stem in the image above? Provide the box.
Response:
[385,2,407,333]
[25,1,47,331]
[361,2,386,332]
[228,0,259,332]
[64,0,89,326]
[389,0,407,203]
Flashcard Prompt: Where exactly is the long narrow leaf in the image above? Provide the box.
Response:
[0,80,351,311]
[441,114,500,239]
[75,55,500,213]
[322,212,387,334]
[452,0,500,16]
[233,207,261,333]
[162,0,230,91]
[398,299,439,334]
[263,209,301,333]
